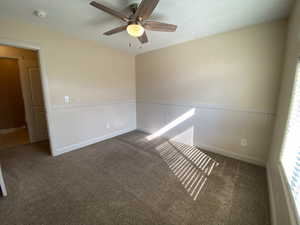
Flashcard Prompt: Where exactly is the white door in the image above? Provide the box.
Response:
[19,60,48,142]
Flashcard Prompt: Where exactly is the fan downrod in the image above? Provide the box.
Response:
[129,3,138,14]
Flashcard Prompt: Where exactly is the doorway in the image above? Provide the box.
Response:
[0,57,29,149]
[0,45,48,151]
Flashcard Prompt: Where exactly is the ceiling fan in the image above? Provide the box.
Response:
[90,0,177,44]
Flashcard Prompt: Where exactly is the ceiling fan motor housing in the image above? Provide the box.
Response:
[129,3,139,14]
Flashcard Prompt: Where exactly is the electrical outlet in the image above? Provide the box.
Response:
[106,123,110,129]
[241,138,248,147]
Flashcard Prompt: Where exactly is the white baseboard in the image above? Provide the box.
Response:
[0,126,26,134]
[137,128,266,167]
[266,163,277,225]
[196,142,266,167]
[54,126,266,167]
[53,127,135,156]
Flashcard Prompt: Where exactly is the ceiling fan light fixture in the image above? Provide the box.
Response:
[127,24,144,37]
[90,0,177,44]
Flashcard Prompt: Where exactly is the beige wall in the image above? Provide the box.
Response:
[268,1,300,225]
[0,19,136,154]
[137,20,286,112]
[0,19,135,106]
[136,20,287,165]
[0,16,289,167]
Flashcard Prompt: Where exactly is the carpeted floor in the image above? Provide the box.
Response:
[0,130,270,225]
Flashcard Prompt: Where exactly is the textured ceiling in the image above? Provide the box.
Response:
[0,0,294,55]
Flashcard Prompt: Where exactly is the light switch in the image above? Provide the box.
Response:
[64,96,70,103]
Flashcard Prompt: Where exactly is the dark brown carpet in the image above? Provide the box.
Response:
[0,130,270,225]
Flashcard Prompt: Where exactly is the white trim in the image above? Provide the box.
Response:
[278,162,300,225]
[53,127,135,156]
[275,57,300,225]
[0,38,41,51]
[52,100,136,110]
[136,100,276,116]
[266,163,278,225]
[37,49,56,155]
[19,59,37,142]
[194,142,265,167]
[266,161,300,225]
[0,38,55,156]
[137,128,266,167]
[0,127,25,134]
[0,164,7,197]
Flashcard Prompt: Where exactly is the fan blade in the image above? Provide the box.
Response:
[134,0,160,20]
[138,32,148,44]
[103,25,128,35]
[143,21,177,32]
[90,1,129,22]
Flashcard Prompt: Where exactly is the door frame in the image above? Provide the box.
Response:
[0,38,55,156]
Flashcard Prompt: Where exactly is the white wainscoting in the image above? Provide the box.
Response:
[50,101,136,156]
[137,101,275,166]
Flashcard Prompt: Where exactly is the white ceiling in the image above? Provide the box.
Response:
[0,0,294,55]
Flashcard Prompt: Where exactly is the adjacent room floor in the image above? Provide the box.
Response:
[0,127,29,151]
[0,130,270,225]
